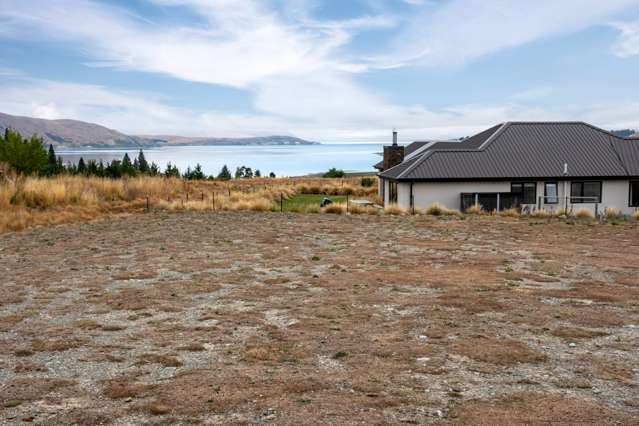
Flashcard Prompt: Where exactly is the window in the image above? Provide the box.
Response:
[511,182,536,204]
[571,181,601,203]
[389,181,398,204]
[631,181,639,207]
[544,182,558,204]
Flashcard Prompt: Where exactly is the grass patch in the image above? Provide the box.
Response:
[282,194,346,211]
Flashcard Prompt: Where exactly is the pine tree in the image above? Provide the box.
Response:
[149,162,160,176]
[77,157,87,175]
[137,150,149,174]
[45,144,59,176]
[269,172,276,178]
[255,169,261,178]
[121,153,136,176]
[217,165,232,180]
[164,162,180,178]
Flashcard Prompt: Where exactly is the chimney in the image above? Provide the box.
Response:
[383,129,404,170]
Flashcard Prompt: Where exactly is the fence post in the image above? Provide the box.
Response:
[146,196,149,212]
[201,192,204,201]
[186,192,189,202]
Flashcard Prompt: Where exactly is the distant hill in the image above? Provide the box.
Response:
[610,129,637,138]
[0,112,318,148]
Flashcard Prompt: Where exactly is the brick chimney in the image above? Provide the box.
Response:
[383,130,404,170]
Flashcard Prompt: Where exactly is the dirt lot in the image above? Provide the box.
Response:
[0,212,638,425]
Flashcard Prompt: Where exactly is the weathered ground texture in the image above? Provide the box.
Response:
[1,212,638,425]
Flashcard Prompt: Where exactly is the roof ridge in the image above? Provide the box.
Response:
[507,121,627,140]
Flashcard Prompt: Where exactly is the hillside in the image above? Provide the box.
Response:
[0,112,139,148]
[0,112,318,148]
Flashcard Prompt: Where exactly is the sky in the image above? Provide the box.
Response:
[0,0,638,143]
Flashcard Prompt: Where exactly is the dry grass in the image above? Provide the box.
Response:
[0,175,377,232]
[425,202,453,216]
[603,206,621,219]
[451,337,546,366]
[465,204,483,215]
[498,208,519,218]
[322,203,346,214]
[574,208,595,219]
[633,210,639,221]
[530,209,550,218]
[384,203,407,215]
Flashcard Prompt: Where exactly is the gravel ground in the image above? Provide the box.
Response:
[0,211,638,425]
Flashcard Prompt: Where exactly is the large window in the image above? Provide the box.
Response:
[544,182,558,204]
[571,181,601,203]
[511,182,537,204]
[631,181,639,207]
[389,181,398,204]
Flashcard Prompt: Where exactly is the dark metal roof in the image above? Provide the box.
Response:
[379,122,639,181]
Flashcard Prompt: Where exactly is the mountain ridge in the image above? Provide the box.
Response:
[0,112,319,148]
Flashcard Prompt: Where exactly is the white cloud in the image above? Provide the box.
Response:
[611,20,639,57]
[385,0,638,67]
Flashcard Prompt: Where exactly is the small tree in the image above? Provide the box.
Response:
[105,160,122,178]
[217,164,232,180]
[77,157,87,175]
[255,169,261,178]
[121,153,136,176]
[149,162,160,176]
[45,144,61,176]
[269,171,276,178]
[137,150,149,174]
[323,167,345,178]
[0,129,48,175]
[164,162,180,178]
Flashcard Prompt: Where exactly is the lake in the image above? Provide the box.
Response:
[57,144,383,177]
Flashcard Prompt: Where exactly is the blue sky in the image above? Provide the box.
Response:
[0,0,638,142]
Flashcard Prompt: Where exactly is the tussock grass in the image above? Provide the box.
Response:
[499,208,520,218]
[530,209,551,218]
[632,210,639,221]
[574,208,595,219]
[322,203,346,214]
[465,204,483,215]
[425,202,446,216]
[384,204,407,215]
[603,207,621,219]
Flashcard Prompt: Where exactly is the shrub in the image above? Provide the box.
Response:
[632,210,639,221]
[322,203,346,214]
[603,207,621,219]
[465,204,483,215]
[425,202,446,216]
[575,208,594,219]
[499,208,519,218]
[384,204,406,215]
[530,209,550,218]
[323,168,345,178]
[360,177,375,187]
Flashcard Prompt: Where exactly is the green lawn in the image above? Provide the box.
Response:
[282,194,347,211]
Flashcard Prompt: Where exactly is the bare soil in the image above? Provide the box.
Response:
[0,212,638,425]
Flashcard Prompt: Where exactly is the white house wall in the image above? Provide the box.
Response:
[409,182,510,211]
[387,179,638,215]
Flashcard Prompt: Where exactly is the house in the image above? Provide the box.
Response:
[377,122,639,215]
